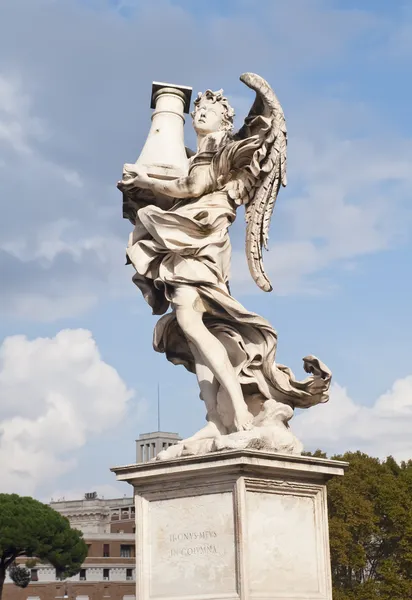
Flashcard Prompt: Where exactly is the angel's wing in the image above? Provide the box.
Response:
[235,73,287,292]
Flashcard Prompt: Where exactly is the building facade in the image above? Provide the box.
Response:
[136,431,181,463]
[3,493,136,600]
[3,431,181,600]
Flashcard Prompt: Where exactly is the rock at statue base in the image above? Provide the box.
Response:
[112,450,346,600]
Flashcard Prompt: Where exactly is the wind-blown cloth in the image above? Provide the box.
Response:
[126,141,331,410]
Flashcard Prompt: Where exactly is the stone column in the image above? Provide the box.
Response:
[136,82,192,180]
[112,450,346,600]
[122,81,192,222]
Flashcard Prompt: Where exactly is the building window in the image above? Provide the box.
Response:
[103,568,110,581]
[111,510,119,521]
[126,568,133,581]
[79,568,87,581]
[30,569,38,582]
[120,544,132,558]
[86,544,91,556]
[103,543,110,557]
[132,527,136,534]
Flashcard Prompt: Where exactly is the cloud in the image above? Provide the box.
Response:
[293,375,412,461]
[0,73,45,153]
[0,0,411,319]
[0,67,131,320]
[0,329,134,496]
[230,97,412,295]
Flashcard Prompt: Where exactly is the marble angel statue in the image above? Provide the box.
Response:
[118,73,331,459]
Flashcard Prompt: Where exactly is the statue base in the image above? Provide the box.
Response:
[112,450,346,600]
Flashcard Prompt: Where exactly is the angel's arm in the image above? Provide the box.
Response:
[118,164,209,199]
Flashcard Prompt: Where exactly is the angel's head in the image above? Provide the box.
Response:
[191,89,235,136]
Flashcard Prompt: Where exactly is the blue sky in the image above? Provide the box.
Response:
[0,0,411,500]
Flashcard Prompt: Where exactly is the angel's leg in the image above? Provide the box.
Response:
[173,286,253,433]
[183,343,227,441]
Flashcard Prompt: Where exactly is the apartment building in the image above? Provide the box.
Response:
[3,431,181,600]
[3,493,136,600]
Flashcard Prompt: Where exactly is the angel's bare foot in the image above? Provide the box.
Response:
[183,421,222,443]
[156,443,184,461]
[233,408,254,432]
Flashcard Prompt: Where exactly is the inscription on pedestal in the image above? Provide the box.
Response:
[169,530,218,557]
[149,493,236,598]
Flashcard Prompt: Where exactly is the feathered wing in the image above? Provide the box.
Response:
[234,73,287,292]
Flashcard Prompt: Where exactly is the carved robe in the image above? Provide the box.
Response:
[126,136,331,413]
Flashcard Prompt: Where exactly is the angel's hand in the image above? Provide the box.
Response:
[117,164,151,191]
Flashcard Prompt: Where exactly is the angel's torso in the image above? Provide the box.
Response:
[171,151,237,228]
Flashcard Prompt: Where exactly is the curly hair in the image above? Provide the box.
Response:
[191,89,235,132]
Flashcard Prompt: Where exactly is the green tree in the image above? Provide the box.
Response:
[8,565,31,589]
[323,451,412,600]
[0,494,88,599]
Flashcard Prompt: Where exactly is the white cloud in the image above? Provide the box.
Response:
[0,218,129,320]
[0,329,134,495]
[2,218,123,267]
[0,73,45,153]
[231,100,412,296]
[0,68,131,321]
[0,0,410,319]
[294,375,412,461]
[61,168,84,188]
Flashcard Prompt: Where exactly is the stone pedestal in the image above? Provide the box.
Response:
[112,450,346,600]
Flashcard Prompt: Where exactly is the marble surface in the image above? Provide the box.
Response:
[149,492,236,597]
[247,491,320,595]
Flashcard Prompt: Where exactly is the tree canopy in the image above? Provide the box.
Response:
[0,494,88,599]
[307,451,412,600]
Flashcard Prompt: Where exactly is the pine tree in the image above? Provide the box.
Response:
[0,494,88,599]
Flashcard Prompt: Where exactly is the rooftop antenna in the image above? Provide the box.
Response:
[157,383,161,432]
